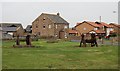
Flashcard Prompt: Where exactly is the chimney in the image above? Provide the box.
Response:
[100,16,101,22]
[57,13,60,16]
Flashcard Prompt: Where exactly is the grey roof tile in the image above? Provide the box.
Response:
[42,13,69,24]
[2,27,17,32]
[0,23,23,29]
[0,23,24,32]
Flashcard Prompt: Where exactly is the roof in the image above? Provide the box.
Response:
[34,13,69,24]
[109,23,120,28]
[95,22,111,28]
[75,21,111,28]
[89,30,105,34]
[0,23,23,32]
[0,23,23,29]
[110,30,116,33]
[69,29,78,34]
[2,27,17,32]
[25,25,32,32]
[75,21,100,28]
[95,30,105,33]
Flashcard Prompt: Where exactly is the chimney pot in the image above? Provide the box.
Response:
[57,13,60,16]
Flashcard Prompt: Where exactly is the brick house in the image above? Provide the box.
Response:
[95,22,113,36]
[75,21,101,36]
[0,23,24,38]
[75,21,112,36]
[32,13,69,39]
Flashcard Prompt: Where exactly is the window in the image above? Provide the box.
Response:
[36,26,38,28]
[49,25,51,28]
[64,25,67,29]
[43,25,45,29]
[56,25,57,29]
[43,17,45,20]
[94,28,98,30]
[36,25,38,28]
[83,28,86,30]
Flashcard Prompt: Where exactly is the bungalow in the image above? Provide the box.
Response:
[95,22,113,36]
[32,13,69,39]
[75,21,112,36]
[68,28,79,36]
[75,21,101,36]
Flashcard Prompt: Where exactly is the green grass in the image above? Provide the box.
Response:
[2,40,118,69]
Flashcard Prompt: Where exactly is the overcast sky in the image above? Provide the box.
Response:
[2,2,118,28]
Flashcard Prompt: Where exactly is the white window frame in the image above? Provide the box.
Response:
[64,25,67,29]
[49,25,51,29]
[56,25,57,29]
[83,28,86,30]
[94,28,98,30]
[43,17,46,20]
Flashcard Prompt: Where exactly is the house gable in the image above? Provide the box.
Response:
[42,13,69,24]
[75,21,100,28]
[75,22,96,34]
[32,13,56,36]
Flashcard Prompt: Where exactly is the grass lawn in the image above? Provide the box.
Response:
[2,40,118,69]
